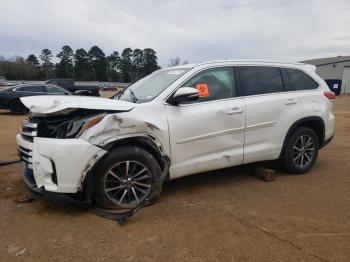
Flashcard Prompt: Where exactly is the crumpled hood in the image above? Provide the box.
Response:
[20,95,135,115]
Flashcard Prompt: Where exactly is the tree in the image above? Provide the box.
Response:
[56,45,74,78]
[132,49,144,81]
[26,54,39,67]
[0,46,161,81]
[120,48,133,82]
[106,51,121,82]
[143,48,160,75]
[0,56,38,80]
[88,46,107,81]
[39,49,53,79]
[74,48,92,80]
[168,57,189,67]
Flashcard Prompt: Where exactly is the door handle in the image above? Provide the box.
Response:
[227,107,243,115]
[285,99,297,105]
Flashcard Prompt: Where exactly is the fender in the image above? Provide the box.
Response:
[98,133,169,171]
[100,132,166,156]
[280,116,325,158]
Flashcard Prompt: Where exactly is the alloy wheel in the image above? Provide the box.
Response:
[292,135,315,168]
[103,161,152,206]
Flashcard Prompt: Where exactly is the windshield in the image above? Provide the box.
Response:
[117,68,190,103]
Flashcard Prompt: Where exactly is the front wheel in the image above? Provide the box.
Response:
[281,127,319,174]
[9,100,25,115]
[93,146,162,210]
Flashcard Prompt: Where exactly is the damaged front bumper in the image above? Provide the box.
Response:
[16,134,107,195]
[21,166,92,208]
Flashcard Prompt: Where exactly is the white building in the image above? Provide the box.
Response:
[302,56,350,94]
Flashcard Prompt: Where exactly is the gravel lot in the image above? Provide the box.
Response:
[0,94,349,261]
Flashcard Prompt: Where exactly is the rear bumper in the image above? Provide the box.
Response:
[21,166,92,208]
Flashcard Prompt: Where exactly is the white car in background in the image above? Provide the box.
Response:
[16,60,335,210]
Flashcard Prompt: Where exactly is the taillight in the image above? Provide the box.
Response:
[324,91,336,101]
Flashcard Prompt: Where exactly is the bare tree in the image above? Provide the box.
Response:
[168,57,189,67]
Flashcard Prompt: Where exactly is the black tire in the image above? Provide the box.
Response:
[281,127,319,174]
[93,146,162,210]
[9,100,25,115]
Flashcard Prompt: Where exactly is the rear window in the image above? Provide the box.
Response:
[59,80,72,85]
[47,80,57,85]
[283,68,319,91]
[240,66,284,96]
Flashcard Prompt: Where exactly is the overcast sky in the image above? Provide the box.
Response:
[0,0,349,66]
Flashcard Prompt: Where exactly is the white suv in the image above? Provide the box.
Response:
[16,60,335,209]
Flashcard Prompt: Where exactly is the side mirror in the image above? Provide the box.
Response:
[169,87,199,105]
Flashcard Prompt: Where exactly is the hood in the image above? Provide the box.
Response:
[20,95,135,115]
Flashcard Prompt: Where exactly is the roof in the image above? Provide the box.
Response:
[302,56,350,66]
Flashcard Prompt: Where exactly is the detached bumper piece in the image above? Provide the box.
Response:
[321,134,334,148]
[21,166,92,209]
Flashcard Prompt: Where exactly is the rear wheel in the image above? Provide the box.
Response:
[9,100,25,115]
[93,146,162,210]
[281,127,319,174]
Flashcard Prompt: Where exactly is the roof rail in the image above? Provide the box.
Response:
[196,59,304,66]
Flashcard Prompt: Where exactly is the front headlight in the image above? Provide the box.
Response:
[65,113,106,138]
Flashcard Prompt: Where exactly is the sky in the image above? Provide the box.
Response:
[0,0,350,66]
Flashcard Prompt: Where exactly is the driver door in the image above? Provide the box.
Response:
[165,67,245,179]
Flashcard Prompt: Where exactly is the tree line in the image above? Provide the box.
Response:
[0,45,160,82]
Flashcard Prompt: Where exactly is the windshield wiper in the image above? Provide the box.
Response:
[116,86,128,99]
[129,89,138,103]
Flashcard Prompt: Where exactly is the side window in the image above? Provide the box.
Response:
[240,66,284,96]
[18,85,45,93]
[283,68,319,91]
[181,67,235,102]
[45,85,67,94]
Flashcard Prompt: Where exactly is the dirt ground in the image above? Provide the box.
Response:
[0,94,349,261]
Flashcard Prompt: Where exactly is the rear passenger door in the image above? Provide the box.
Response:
[281,67,322,119]
[239,66,302,164]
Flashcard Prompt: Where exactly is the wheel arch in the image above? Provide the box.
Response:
[8,97,21,108]
[8,98,26,114]
[81,134,170,201]
[100,134,169,172]
[280,116,325,158]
